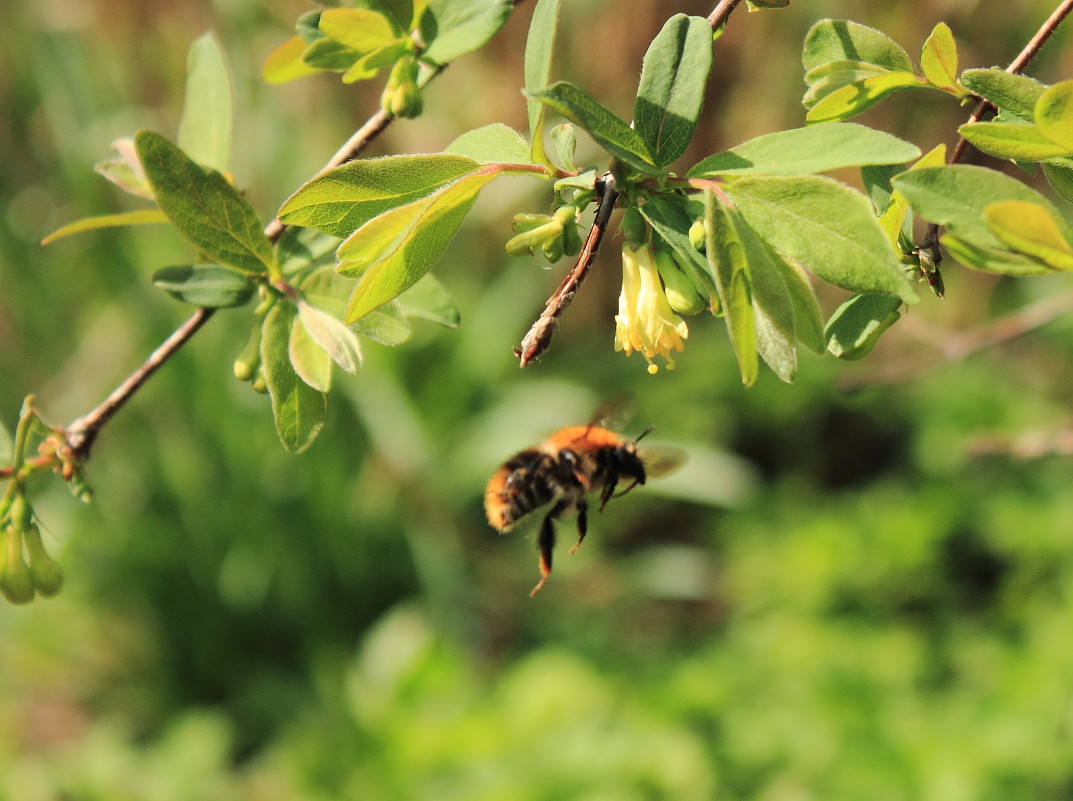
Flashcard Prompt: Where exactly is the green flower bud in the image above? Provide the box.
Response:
[10,491,32,532]
[0,527,34,604]
[655,250,706,315]
[541,234,565,263]
[560,218,583,257]
[688,219,707,252]
[24,524,62,598]
[506,219,562,257]
[67,468,93,504]
[619,207,647,245]
[251,369,269,395]
[233,325,262,382]
[390,79,423,118]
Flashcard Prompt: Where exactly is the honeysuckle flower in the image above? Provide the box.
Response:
[614,243,689,374]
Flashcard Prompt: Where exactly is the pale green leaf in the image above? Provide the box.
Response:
[688,123,919,177]
[261,302,327,453]
[920,22,958,91]
[1036,80,1073,150]
[338,170,497,322]
[135,131,272,273]
[959,121,1072,162]
[634,14,713,167]
[278,154,479,238]
[289,314,334,392]
[779,259,825,354]
[297,299,363,374]
[351,302,413,345]
[725,174,917,301]
[319,8,399,52]
[705,193,758,386]
[959,68,1045,121]
[806,71,926,123]
[94,137,154,199]
[985,200,1073,270]
[394,272,460,327]
[825,294,901,360]
[420,0,513,65]
[1042,163,1073,204]
[42,210,168,245]
[803,60,891,108]
[263,35,325,83]
[802,19,914,74]
[445,123,535,165]
[524,0,561,166]
[177,32,233,172]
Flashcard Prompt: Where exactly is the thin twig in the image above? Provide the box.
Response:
[515,173,619,366]
[708,0,745,31]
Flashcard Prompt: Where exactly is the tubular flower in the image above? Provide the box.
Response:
[614,243,689,374]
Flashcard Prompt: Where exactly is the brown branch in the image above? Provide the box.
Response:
[515,173,619,366]
[708,0,745,32]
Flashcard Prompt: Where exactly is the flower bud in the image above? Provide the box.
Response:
[689,219,707,252]
[655,250,706,315]
[0,526,34,604]
[10,491,32,532]
[233,325,262,382]
[390,79,423,118]
[23,524,62,598]
[619,207,647,245]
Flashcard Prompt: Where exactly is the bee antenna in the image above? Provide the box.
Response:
[633,426,655,445]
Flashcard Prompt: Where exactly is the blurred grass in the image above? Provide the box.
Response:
[3,0,1073,799]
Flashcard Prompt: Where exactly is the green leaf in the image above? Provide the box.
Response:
[872,143,947,248]
[301,38,362,71]
[1042,163,1073,204]
[891,165,1073,254]
[524,0,561,166]
[705,193,758,386]
[806,71,926,122]
[746,0,790,7]
[803,60,891,108]
[941,234,1053,276]
[526,81,658,174]
[278,154,479,238]
[342,41,411,83]
[263,35,324,83]
[363,0,414,34]
[959,68,1045,121]
[802,19,914,74]
[638,197,717,309]
[297,300,363,374]
[737,219,798,382]
[725,174,917,302]
[779,259,825,354]
[984,200,1073,270]
[338,170,497,322]
[445,123,535,165]
[351,301,413,345]
[135,131,272,273]
[1036,80,1073,150]
[688,123,920,177]
[41,209,168,245]
[152,263,257,307]
[958,121,1072,162]
[825,294,902,360]
[94,138,154,199]
[177,32,233,172]
[919,22,959,91]
[262,303,327,453]
[420,0,513,65]
[289,313,334,392]
[319,8,400,52]
[394,272,460,327]
[634,14,713,167]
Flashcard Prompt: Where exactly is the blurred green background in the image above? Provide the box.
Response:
[3,0,1073,798]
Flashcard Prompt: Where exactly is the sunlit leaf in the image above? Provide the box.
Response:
[959,68,1045,121]
[319,8,399,52]
[263,35,324,83]
[984,200,1073,271]
[958,120,1071,162]
[289,313,334,392]
[297,300,363,373]
[524,0,561,167]
[94,137,154,199]
[445,123,536,165]
[420,0,513,65]
[42,210,168,245]
[802,19,914,74]
[919,22,959,91]
[806,71,926,123]
[1035,80,1073,151]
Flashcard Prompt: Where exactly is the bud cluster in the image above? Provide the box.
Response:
[380,57,423,119]
[0,491,62,603]
[505,205,584,262]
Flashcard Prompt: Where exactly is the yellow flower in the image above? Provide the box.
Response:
[614,243,688,374]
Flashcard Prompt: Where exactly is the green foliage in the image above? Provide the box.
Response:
[151,264,258,308]
[176,32,233,173]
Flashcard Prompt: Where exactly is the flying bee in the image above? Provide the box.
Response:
[484,409,685,596]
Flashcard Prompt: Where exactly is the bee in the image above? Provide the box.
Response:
[484,407,685,596]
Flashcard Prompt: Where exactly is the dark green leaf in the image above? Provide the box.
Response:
[524,0,561,166]
[278,154,479,238]
[262,303,327,453]
[959,69,1045,121]
[634,14,713,167]
[152,263,257,307]
[825,294,901,360]
[362,0,413,34]
[1042,164,1073,204]
[802,19,914,74]
[688,123,919,177]
[526,81,658,174]
[177,32,233,172]
[135,131,272,273]
[420,0,513,65]
[301,38,361,71]
[725,174,917,301]
[338,170,497,322]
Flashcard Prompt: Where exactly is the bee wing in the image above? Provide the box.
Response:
[639,445,688,479]
[587,393,635,431]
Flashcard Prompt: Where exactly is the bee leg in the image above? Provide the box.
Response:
[530,499,567,597]
[568,498,588,555]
